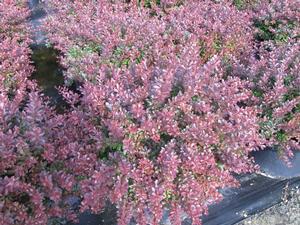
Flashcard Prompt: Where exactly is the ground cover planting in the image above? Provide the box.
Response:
[0,0,299,225]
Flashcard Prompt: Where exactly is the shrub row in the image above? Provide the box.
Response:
[0,0,299,225]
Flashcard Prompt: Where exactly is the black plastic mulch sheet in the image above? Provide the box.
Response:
[70,149,300,225]
[199,175,300,225]
[252,148,300,179]
[69,174,300,225]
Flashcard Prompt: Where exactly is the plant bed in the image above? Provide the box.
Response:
[27,42,300,225]
[1,1,299,225]
[67,174,300,225]
[28,40,300,224]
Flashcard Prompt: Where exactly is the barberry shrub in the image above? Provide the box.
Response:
[0,0,30,39]
[42,1,266,224]
[67,56,263,225]
[0,1,85,224]
[43,0,253,83]
[0,0,32,92]
[0,0,298,225]
[42,0,299,224]
[253,0,299,48]
[234,42,299,163]
[231,0,300,162]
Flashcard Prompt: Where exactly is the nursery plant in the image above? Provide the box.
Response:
[44,0,264,224]
[0,1,86,224]
[234,42,300,163]
[0,0,299,225]
[43,0,253,82]
[233,0,300,162]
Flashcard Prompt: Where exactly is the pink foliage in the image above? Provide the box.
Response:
[235,42,300,163]
[0,0,30,39]
[43,0,253,82]
[57,55,263,224]
[0,0,299,225]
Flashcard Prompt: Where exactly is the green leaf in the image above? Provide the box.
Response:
[275,130,287,143]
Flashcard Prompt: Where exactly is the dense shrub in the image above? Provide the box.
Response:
[253,0,299,48]
[233,42,300,163]
[43,0,264,224]
[0,0,298,225]
[0,0,32,92]
[0,1,82,224]
[44,0,253,83]
[232,0,300,162]
[0,0,30,39]
[68,56,263,225]
[0,81,108,224]
[0,2,103,223]
[43,0,298,224]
